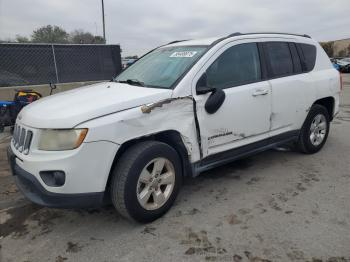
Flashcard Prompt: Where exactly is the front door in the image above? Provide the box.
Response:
[194,42,272,158]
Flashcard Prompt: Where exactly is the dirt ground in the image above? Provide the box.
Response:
[1,75,350,262]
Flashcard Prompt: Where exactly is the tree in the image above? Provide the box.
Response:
[3,25,105,44]
[15,35,30,43]
[70,30,105,44]
[347,44,350,56]
[338,49,346,57]
[320,41,335,57]
[31,25,69,43]
[93,36,105,44]
[70,30,95,44]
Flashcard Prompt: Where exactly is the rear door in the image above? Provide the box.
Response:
[263,41,313,136]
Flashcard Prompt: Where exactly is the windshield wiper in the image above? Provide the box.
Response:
[117,79,145,87]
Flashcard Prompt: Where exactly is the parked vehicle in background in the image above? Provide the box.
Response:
[337,58,350,73]
[332,57,345,62]
[122,58,137,69]
[331,59,341,71]
[330,58,338,64]
[8,32,341,223]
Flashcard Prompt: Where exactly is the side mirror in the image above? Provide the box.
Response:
[205,88,226,114]
[196,73,226,114]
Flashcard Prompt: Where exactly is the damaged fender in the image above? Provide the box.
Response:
[78,96,202,163]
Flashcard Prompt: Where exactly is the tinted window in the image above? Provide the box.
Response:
[299,43,317,71]
[265,42,294,77]
[206,43,261,89]
[289,43,302,73]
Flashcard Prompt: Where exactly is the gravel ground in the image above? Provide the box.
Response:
[1,75,350,262]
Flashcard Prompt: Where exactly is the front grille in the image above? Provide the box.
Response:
[13,124,33,154]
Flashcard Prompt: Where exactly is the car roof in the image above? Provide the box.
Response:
[165,32,313,47]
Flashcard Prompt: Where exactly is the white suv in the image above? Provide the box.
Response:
[8,33,341,222]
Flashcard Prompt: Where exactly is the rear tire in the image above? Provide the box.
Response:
[297,104,330,154]
[110,141,182,223]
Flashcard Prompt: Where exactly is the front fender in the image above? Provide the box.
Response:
[76,98,201,162]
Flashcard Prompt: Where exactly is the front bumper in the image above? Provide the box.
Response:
[7,146,105,208]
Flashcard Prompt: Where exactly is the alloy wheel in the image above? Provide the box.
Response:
[136,157,175,210]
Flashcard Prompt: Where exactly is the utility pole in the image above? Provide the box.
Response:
[101,0,106,43]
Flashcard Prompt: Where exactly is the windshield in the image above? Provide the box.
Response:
[115,46,207,89]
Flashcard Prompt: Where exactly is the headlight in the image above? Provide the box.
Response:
[38,129,88,151]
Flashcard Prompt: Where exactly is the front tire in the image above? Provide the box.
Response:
[297,104,330,154]
[110,141,182,223]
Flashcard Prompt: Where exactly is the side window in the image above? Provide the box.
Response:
[299,43,317,72]
[264,42,294,77]
[206,43,261,89]
[289,43,302,73]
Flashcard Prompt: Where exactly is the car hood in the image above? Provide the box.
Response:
[19,82,173,128]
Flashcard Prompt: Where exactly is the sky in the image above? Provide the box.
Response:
[0,0,349,56]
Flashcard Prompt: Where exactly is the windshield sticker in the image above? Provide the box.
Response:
[170,51,198,58]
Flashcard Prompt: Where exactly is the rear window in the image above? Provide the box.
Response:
[289,43,302,73]
[299,43,317,72]
[264,42,294,78]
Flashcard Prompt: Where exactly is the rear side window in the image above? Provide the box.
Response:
[264,42,294,77]
[289,43,302,73]
[299,43,317,72]
[206,43,261,89]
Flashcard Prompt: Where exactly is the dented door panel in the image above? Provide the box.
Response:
[268,73,313,135]
[195,81,272,157]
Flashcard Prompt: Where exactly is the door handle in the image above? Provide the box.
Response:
[252,89,269,97]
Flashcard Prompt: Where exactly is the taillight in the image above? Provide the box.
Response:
[340,73,343,91]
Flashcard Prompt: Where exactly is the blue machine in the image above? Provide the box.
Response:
[0,84,58,132]
[0,89,43,132]
[0,101,15,132]
[0,101,14,106]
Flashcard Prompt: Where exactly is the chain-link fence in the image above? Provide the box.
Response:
[0,43,122,87]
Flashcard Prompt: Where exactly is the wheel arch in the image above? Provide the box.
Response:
[313,96,335,121]
[105,130,193,193]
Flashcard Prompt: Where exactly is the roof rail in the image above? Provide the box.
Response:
[167,39,189,45]
[227,32,311,39]
[208,31,312,50]
[227,32,243,37]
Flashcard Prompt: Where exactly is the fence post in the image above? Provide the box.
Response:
[51,45,59,83]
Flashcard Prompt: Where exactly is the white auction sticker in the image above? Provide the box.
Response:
[170,51,197,58]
